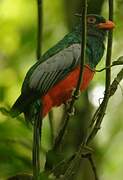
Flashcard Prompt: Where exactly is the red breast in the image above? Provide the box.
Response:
[42,65,95,117]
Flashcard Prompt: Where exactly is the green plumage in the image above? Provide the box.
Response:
[10,14,108,118]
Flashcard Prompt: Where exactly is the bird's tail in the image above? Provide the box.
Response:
[32,100,43,176]
[10,93,37,118]
[10,94,26,117]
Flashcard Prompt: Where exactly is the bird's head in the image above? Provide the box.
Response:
[86,14,115,39]
[75,14,115,41]
[74,14,115,68]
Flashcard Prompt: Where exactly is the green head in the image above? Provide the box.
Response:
[75,14,115,40]
[74,14,115,68]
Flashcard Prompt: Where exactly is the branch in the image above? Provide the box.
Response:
[58,1,115,179]
[82,153,99,180]
[86,0,114,144]
[41,66,123,180]
[37,0,43,60]
[109,67,123,97]
[95,56,123,72]
[88,155,99,180]
[86,69,123,144]
[55,1,88,179]
[49,154,75,178]
[105,0,114,92]
[53,0,87,150]
[61,144,91,180]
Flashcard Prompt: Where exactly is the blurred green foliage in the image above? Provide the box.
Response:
[0,0,123,179]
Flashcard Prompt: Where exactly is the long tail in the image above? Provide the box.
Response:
[11,93,42,178]
[32,100,42,178]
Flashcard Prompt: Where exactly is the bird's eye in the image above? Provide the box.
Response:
[87,17,96,24]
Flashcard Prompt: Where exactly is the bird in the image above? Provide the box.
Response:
[10,14,115,123]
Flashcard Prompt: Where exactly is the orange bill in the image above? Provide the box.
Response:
[97,20,115,29]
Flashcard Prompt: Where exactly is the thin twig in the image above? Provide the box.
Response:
[37,0,43,60]
[32,0,43,179]
[59,1,114,179]
[60,144,83,179]
[87,154,99,180]
[46,62,123,177]
[109,68,123,97]
[49,154,75,178]
[57,1,87,179]
[86,66,123,143]
[53,0,87,150]
[105,0,114,92]
[81,153,99,180]
[95,61,123,72]
[86,0,114,144]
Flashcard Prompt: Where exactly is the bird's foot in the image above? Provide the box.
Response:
[65,100,75,116]
[72,88,81,99]
[67,107,75,116]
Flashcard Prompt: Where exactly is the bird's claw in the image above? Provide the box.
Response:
[67,106,75,116]
[65,100,75,116]
[72,88,81,99]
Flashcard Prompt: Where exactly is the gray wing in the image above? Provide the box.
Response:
[22,44,81,95]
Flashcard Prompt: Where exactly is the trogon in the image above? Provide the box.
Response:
[10,14,115,122]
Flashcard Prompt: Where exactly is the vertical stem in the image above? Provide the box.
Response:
[37,0,43,60]
[86,0,114,144]
[53,0,87,150]
[74,2,87,95]
[105,0,113,92]
[61,1,87,179]
[33,0,43,179]
[87,154,99,180]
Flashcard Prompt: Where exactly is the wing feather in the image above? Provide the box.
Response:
[23,44,81,95]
